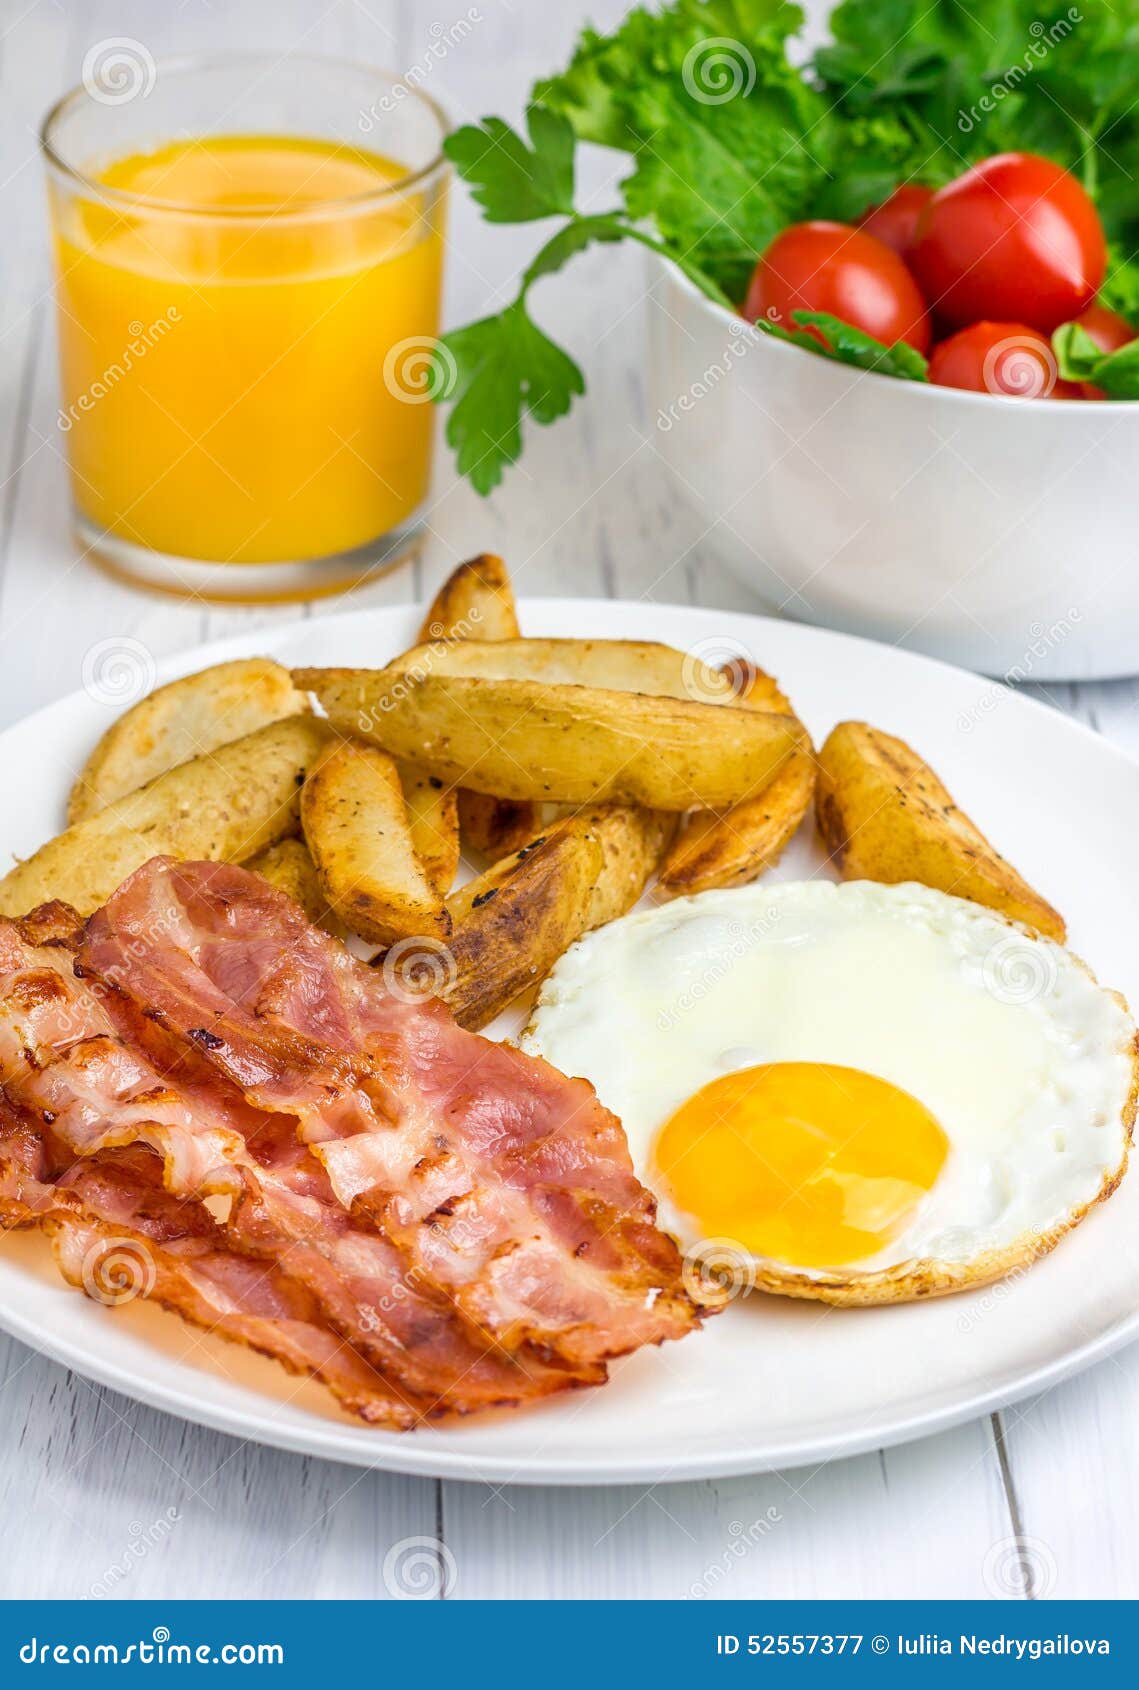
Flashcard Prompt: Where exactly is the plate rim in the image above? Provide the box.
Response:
[2,594,1137,1485]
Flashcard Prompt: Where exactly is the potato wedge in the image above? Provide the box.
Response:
[816,721,1065,941]
[301,740,451,946]
[578,804,676,929]
[0,716,327,917]
[68,658,309,824]
[418,556,539,859]
[293,660,803,812]
[428,804,673,1028]
[245,838,344,934]
[661,756,815,896]
[384,636,742,700]
[430,817,605,1029]
[420,552,522,644]
[397,764,460,898]
[660,664,815,896]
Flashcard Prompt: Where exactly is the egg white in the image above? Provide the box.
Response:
[520,880,1138,1304]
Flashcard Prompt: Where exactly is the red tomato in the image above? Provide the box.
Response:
[857,185,934,256]
[909,153,1105,333]
[928,321,1081,398]
[1071,302,1135,397]
[745,220,931,354]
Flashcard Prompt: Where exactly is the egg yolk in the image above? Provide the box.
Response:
[653,1062,949,1268]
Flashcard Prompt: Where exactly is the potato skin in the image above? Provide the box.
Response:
[418,556,539,859]
[660,754,815,896]
[439,820,606,1029]
[397,764,460,898]
[68,658,308,824]
[816,721,1065,942]
[301,740,450,947]
[0,717,328,917]
[294,667,803,812]
[660,663,815,897]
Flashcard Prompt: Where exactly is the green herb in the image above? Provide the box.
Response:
[1053,321,1139,397]
[760,312,930,381]
[434,0,1139,491]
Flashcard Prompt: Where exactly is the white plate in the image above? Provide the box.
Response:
[2,599,1138,1486]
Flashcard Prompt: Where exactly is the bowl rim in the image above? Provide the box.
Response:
[653,248,1136,414]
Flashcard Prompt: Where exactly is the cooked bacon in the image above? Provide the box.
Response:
[43,1139,410,1425]
[83,859,716,1369]
[0,918,585,1415]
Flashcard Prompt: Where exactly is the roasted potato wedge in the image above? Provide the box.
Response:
[579,804,676,929]
[816,721,1065,941]
[0,716,327,917]
[384,635,742,699]
[293,656,803,812]
[432,804,673,1028]
[660,664,815,896]
[246,838,345,934]
[301,740,451,946]
[419,555,539,859]
[661,756,815,896]
[68,657,308,824]
[421,552,522,644]
[435,817,606,1029]
[397,764,460,897]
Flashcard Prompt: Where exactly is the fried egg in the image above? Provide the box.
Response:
[520,880,1137,1304]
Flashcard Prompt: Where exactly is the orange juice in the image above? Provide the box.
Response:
[52,135,445,564]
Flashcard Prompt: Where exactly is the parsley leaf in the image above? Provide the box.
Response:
[758,311,930,381]
[443,106,577,222]
[434,303,585,495]
[1053,320,1139,397]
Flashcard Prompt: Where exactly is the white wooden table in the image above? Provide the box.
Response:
[2,0,1138,1603]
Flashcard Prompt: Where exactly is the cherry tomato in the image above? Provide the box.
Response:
[909,153,1105,334]
[928,321,1081,399]
[857,185,934,256]
[1070,302,1135,397]
[745,220,931,354]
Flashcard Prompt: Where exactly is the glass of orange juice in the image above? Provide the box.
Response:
[41,54,448,601]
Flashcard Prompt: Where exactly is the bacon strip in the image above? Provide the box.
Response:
[0,916,586,1415]
[83,859,717,1368]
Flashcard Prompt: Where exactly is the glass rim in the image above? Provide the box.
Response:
[39,50,451,219]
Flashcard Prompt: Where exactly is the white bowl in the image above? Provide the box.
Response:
[646,253,1139,680]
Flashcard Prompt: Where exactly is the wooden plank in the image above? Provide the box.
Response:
[443,1420,1011,1600]
[0,1333,436,1600]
